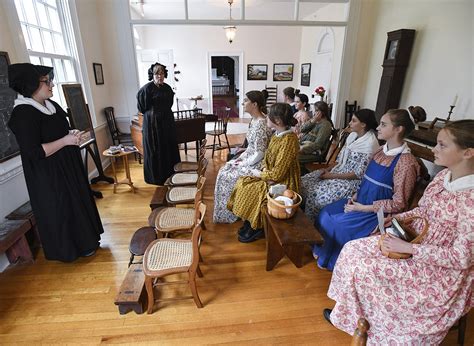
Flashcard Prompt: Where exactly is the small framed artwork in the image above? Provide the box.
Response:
[300,63,311,86]
[273,63,293,81]
[247,64,268,80]
[93,63,104,85]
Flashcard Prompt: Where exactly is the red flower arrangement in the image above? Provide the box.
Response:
[315,86,326,97]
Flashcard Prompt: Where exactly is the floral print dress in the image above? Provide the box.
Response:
[327,169,473,344]
[213,118,272,223]
[301,149,372,220]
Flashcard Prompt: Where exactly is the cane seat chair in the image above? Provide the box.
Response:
[174,139,207,173]
[166,158,208,187]
[166,176,206,206]
[151,185,205,237]
[143,202,207,314]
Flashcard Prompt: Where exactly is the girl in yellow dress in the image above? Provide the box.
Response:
[227,103,301,243]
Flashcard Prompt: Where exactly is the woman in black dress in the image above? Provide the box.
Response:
[136,63,180,185]
[8,63,103,262]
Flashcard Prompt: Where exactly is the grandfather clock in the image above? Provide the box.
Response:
[375,29,415,120]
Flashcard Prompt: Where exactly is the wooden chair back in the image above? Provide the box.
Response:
[326,128,350,164]
[213,107,231,134]
[189,202,206,278]
[344,101,360,127]
[104,107,120,141]
[407,158,431,210]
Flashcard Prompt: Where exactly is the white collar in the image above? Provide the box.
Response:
[382,142,410,156]
[443,171,474,192]
[13,95,56,115]
[275,129,293,137]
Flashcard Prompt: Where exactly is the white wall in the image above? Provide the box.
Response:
[137,25,303,114]
[298,26,345,122]
[350,0,473,120]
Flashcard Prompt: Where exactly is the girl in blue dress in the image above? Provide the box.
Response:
[313,109,422,271]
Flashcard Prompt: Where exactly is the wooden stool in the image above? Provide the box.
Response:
[128,226,158,267]
[263,208,323,271]
[0,220,34,264]
[114,263,147,314]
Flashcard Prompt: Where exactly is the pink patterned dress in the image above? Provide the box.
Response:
[328,169,473,344]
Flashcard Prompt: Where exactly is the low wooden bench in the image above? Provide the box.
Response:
[149,186,168,210]
[114,263,147,314]
[0,219,34,264]
[6,201,41,248]
[263,208,323,271]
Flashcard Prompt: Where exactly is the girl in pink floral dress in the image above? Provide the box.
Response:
[324,120,474,344]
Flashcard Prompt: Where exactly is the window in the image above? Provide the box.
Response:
[14,0,80,107]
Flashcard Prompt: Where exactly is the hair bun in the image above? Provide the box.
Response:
[294,89,300,95]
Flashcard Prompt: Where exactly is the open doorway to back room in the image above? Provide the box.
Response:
[209,53,244,118]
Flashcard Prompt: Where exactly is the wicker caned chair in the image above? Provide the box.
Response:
[143,202,207,314]
[174,139,207,173]
[150,184,205,237]
[166,176,206,206]
[165,158,208,187]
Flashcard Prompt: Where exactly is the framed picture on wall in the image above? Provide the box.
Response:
[300,63,311,86]
[247,64,268,80]
[93,63,104,85]
[273,63,293,81]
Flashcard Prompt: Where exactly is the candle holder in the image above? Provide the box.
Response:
[447,105,455,121]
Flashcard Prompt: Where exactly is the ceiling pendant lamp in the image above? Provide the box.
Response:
[223,0,236,43]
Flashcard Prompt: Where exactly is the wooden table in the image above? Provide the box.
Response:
[103,150,136,193]
[263,208,323,271]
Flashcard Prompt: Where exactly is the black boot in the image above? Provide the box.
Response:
[238,227,265,243]
[323,308,333,325]
[237,220,251,237]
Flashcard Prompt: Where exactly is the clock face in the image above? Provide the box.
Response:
[387,40,399,60]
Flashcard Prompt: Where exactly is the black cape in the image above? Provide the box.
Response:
[8,101,103,262]
[136,82,180,185]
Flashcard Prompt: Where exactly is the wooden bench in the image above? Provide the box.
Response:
[114,263,147,314]
[149,186,168,210]
[263,208,323,271]
[0,220,34,264]
[5,201,41,248]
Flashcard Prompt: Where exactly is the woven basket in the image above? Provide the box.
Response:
[378,216,428,259]
[267,191,302,219]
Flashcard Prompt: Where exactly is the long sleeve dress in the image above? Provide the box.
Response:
[301,131,379,219]
[213,118,272,223]
[298,118,332,164]
[328,169,473,344]
[227,130,301,230]
[137,82,180,185]
[8,100,103,262]
[314,147,420,270]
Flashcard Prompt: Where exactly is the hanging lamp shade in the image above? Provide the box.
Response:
[223,0,236,43]
[224,25,237,43]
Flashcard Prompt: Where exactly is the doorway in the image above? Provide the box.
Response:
[208,52,244,118]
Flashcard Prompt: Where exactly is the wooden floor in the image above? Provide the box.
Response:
[0,131,472,344]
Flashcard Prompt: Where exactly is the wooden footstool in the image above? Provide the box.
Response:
[263,208,323,271]
[128,226,158,267]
